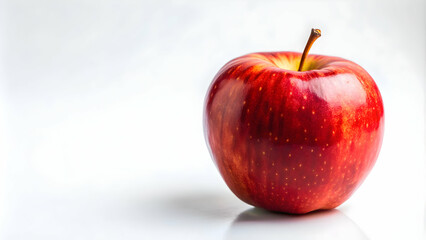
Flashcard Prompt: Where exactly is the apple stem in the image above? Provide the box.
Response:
[298,28,321,71]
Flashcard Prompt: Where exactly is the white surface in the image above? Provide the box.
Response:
[0,0,424,239]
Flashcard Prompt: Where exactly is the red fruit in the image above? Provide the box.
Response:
[203,29,384,214]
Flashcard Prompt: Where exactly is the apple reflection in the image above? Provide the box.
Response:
[225,208,368,240]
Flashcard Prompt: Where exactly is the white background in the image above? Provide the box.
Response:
[0,0,424,239]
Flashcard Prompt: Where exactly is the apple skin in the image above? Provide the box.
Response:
[204,51,384,214]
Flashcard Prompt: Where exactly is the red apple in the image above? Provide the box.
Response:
[203,29,384,214]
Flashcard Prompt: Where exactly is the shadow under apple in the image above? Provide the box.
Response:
[160,191,247,220]
[225,208,369,240]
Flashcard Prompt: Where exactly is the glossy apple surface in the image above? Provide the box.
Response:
[204,52,384,214]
